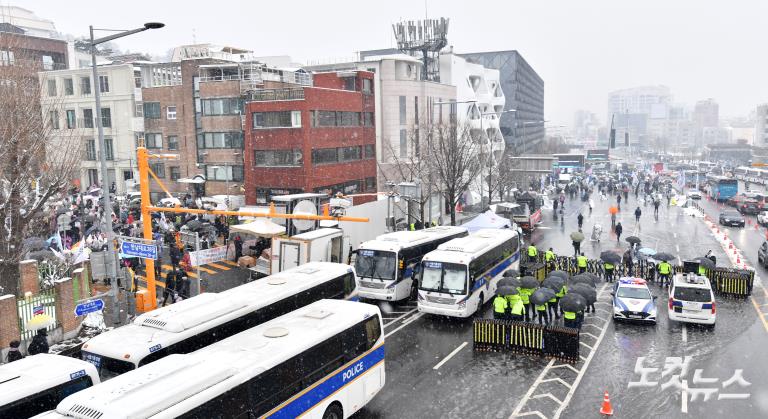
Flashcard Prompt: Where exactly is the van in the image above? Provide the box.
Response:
[667,273,716,326]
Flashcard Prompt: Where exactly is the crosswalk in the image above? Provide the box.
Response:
[135,259,240,289]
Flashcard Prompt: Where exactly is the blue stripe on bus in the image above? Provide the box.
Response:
[470,252,519,293]
[266,345,386,418]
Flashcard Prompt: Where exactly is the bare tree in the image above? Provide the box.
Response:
[0,38,81,294]
[427,122,482,225]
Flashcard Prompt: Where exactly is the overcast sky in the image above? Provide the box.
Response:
[10,0,768,126]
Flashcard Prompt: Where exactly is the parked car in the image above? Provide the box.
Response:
[686,190,702,200]
[719,210,745,227]
[739,199,761,215]
[758,241,768,268]
[758,211,768,226]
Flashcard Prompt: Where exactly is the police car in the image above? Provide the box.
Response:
[668,273,716,326]
[611,277,657,324]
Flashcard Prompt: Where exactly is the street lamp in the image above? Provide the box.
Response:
[90,22,163,323]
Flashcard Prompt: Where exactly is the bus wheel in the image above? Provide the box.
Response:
[322,403,343,419]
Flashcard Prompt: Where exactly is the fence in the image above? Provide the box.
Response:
[527,254,754,297]
[473,319,580,363]
[17,288,58,341]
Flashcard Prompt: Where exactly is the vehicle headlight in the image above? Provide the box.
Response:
[613,306,622,314]
[458,301,466,308]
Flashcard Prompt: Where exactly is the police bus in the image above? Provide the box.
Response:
[37,299,385,419]
[417,228,521,318]
[80,262,357,380]
[0,354,99,418]
[354,226,468,301]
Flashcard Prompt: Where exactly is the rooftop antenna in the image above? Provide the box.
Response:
[392,17,449,82]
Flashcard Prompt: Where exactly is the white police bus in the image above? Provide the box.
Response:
[354,226,468,301]
[80,262,357,380]
[417,228,521,318]
[0,354,99,418]
[36,299,385,419]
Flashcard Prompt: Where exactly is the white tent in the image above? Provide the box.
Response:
[230,218,285,237]
[461,210,511,232]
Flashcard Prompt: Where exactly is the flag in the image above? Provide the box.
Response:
[33,305,44,316]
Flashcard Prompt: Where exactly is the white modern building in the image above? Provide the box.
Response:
[755,104,768,146]
[40,63,144,194]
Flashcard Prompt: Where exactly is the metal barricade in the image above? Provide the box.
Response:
[473,319,580,363]
[708,268,753,297]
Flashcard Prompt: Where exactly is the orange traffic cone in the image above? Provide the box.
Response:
[600,391,614,416]
[736,256,741,264]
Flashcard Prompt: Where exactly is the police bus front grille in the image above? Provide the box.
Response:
[360,281,386,289]
[426,295,455,304]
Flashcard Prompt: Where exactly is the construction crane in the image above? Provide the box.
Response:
[135,147,368,311]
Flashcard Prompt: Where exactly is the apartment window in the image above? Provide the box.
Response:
[399,96,406,125]
[47,79,56,97]
[42,55,54,70]
[85,139,96,160]
[197,132,243,149]
[363,112,374,127]
[362,78,372,94]
[399,129,407,158]
[65,110,76,129]
[166,106,177,120]
[98,75,109,93]
[87,169,98,186]
[340,146,361,161]
[252,111,300,129]
[206,165,244,182]
[170,166,181,181]
[311,111,361,127]
[342,77,356,91]
[0,50,14,66]
[365,177,376,191]
[312,148,340,165]
[414,96,419,125]
[143,102,161,119]
[167,135,179,151]
[254,149,303,167]
[50,111,59,130]
[80,76,91,95]
[340,112,359,127]
[145,133,163,149]
[63,78,74,95]
[150,163,165,178]
[364,144,375,159]
[82,109,94,128]
[100,108,111,128]
[105,138,114,161]
[134,103,143,117]
[201,98,241,116]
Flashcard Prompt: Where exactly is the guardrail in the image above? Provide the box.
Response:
[473,319,580,363]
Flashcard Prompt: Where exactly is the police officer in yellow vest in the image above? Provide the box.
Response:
[658,260,672,287]
[545,247,556,272]
[577,252,588,273]
[518,287,532,321]
[508,294,525,322]
[536,301,548,325]
[493,293,508,320]
[563,309,578,328]
[604,261,615,283]
[527,242,538,262]
[698,264,707,276]
[555,283,568,302]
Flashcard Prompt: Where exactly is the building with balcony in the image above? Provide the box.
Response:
[243,70,376,205]
[39,64,142,194]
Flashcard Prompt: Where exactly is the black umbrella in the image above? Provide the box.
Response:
[570,284,597,304]
[531,288,556,305]
[542,276,565,292]
[654,252,676,261]
[693,257,715,269]
[503,269,520,278]
[570,274,596,287]
[625,236,642,245]
[600,251,622,264]
[520,276,540,289]
[583,272,600,283]
[549,270,569,280]
[559,293,588,312]
[497,285,518,296]
[498,277,521,289]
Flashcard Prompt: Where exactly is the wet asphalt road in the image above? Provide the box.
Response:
[356,190,768,419]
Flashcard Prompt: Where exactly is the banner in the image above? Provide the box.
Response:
[189,246,229,266]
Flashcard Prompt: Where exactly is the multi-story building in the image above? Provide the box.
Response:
[243,70,376,205]
[39,64,143,193]
[693,98,719,146]
[140,45,310,201]
[755,104,768,147]
[0,24,67,70]
[607,85,671,149]
[458,50,545,155]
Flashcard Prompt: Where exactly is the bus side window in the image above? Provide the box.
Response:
[58,376,93,398]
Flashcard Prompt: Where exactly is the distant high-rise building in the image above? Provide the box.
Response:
[693,98,719,145]
[607,86,672,149]
[755,104,768,146]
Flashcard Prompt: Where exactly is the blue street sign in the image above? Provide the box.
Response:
[75,299,104,316]
[120,241,158,259]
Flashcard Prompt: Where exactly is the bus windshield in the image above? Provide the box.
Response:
[420,261,467,295]
[355,250,397,281]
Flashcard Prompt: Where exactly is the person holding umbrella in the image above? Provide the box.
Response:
[531,288,555,325]
[570,231,584,257]
[601,251,621,282]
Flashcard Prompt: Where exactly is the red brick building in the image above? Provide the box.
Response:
[244,71,377,204]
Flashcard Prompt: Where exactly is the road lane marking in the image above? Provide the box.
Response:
[682,379,689,413]
[510,359,556,418]
[682,324,688,343]
[206,262,230,271]
[675,244,680,252]
[221,260,239,267]
[382,308,417,329]
[750,297,768,333]
[432,341,468,370]
[385,312,423,337]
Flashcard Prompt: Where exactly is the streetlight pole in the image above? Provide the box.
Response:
[90,22,164,323]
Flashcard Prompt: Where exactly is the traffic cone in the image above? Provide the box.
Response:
[737,256,741,264]
[600,391,614,416]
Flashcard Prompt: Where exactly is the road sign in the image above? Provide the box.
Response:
[74,299,104,316]
[120,241,157,259]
